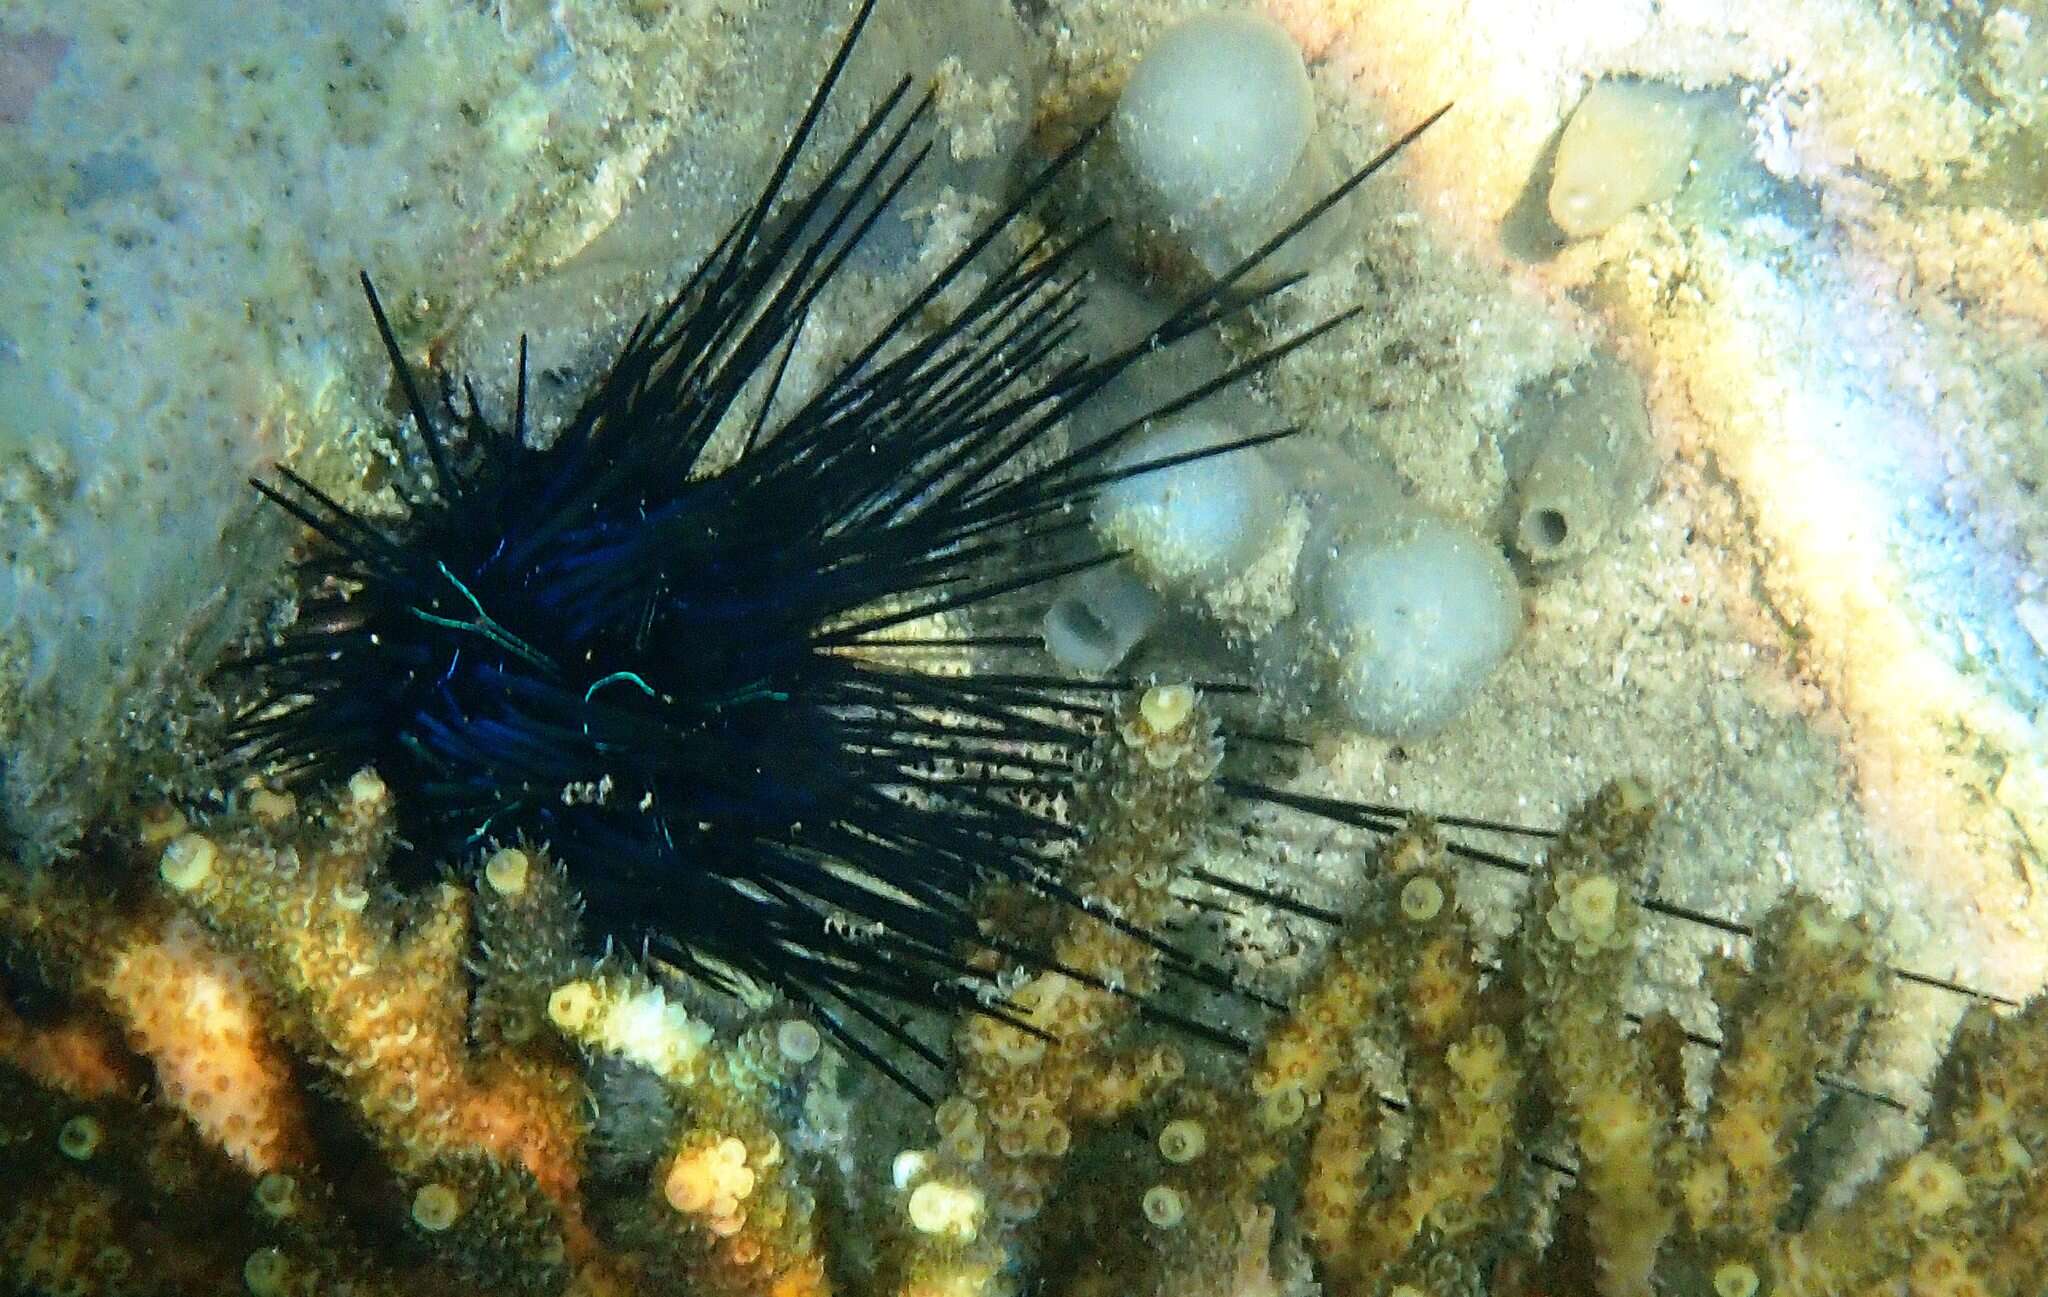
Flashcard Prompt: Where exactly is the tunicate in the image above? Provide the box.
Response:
[243,1249,289,1297]
[776,1018,822,1066]
[159,833,217,892]
[1109,11,1331,279]
[1399,875,1445,922]
[1503,356,1655,571]
[1548,79,1703,238]
[1042,563,1162,673]
[1157,1118,1207,1163]
[1116,13,1314,239]
[1317,513,1520,739]
[484,846,531,896]
[254,1172,298,1219]
[908,1179,985,1240]
[1712,1261,1761,1297]
[1093,417,1286,590]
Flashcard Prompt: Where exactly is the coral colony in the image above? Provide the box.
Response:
[4,4,2047,1297]
[11,746,2048,1294]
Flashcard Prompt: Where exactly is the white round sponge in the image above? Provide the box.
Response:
[1093,418,1285,589]
[1319,515,1519,738]
[1114,12,1315,235]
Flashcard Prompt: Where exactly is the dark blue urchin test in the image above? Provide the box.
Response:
[226,0,1458,1093]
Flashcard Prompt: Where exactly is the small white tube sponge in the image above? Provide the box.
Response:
[1114,12,1315,237]
[1317,514,1520,738]
[1092,417,1285,589]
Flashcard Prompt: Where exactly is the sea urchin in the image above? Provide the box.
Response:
[226,0,1441,1090]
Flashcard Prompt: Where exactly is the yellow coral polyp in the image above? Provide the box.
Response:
[935,1096,978,1137]
[159,833,218,893]
[243,1248,290,1297]
[1446,1027,1508,1093]
[667,1136,758,1219]
[1910,1241,1985,1297]
[1545,869,1628,958]
[57,1113,102,1160]
[667,1151,721,1213]
[247,788,296,825]
[708,1209,749,1238]
[1890,1151,1968,1218]
[346,767,389,809]
[1608,777,1654,813]
[483,847,530,896]
[1033,1116,1072,1156]
[1994,1133,2033,1174]
[943,1123,987,1164]
[1576,1089,1655,1156]
[988,1021,1047,1065]
[1567,874,1618,933]
[137,803,189,846]
[902,1257,1003,1297]
[1259,1083,1309,1130]
[719,1157,758,1197]
[585,982,715,1078]
[1712,1108,1780,1175]
[548,980,600,1033]
[412,1182,462,1231]
[1795,904,1851,947]
[1140,1184,1186,1228]
[1682,1161,1729,1224]
[1399,875,1445,922]
[1138,683,1195,734]
[995,1124,1031,1159]
[1157,1117,1207,1163]
[1431,1193,1479,1235]
[908,1179,985,1240]
[94,1245,133,1281]
[1712,1260,1760,1297]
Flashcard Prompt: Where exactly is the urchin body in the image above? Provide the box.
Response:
[229,0,1438,1080]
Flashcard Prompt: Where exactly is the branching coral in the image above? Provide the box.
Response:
[4,688,2048,1297]
[2,777,624,1295]
[1088,780,2048,1297]
[154,773,593,1280]
[547,968,831,1297]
